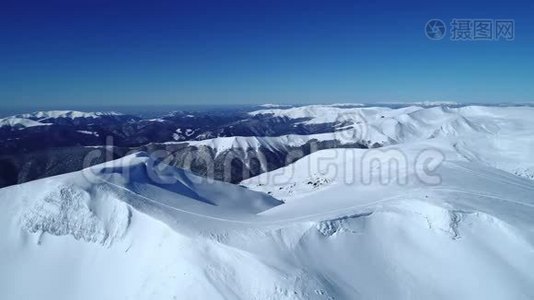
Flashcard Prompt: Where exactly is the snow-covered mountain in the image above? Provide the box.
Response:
[3,104,534,190]
[175,131,359,155]
[249,105,494,146]
[0,117,50,129]
[0,110,134,128]
[15,110,124,120]
[1,106,534,299]
[0,110,125,132]
[248,105,534,174]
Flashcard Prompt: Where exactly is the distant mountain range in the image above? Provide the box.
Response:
[1,104,534,188]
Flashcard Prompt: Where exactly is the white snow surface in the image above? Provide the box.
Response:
[0,117,50,129]
[1,106,534,299]
[0,110,124,129]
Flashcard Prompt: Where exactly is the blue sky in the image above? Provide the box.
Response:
[1,0,533,107]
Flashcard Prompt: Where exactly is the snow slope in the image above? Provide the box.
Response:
[0,117,50,129]
[1,137,534,299]
[0,153,285,299]
[242,140,534,299]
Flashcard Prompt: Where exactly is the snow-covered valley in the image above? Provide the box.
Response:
[1,105,534,299]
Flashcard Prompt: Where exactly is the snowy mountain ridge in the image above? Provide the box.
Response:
[16,110,124,120]
[0,117,50,129]
[0,110,127,130]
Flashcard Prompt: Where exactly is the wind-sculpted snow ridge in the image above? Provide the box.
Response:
[21,184,131,245]
[89,152,284,215]
[4,151,282,242]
